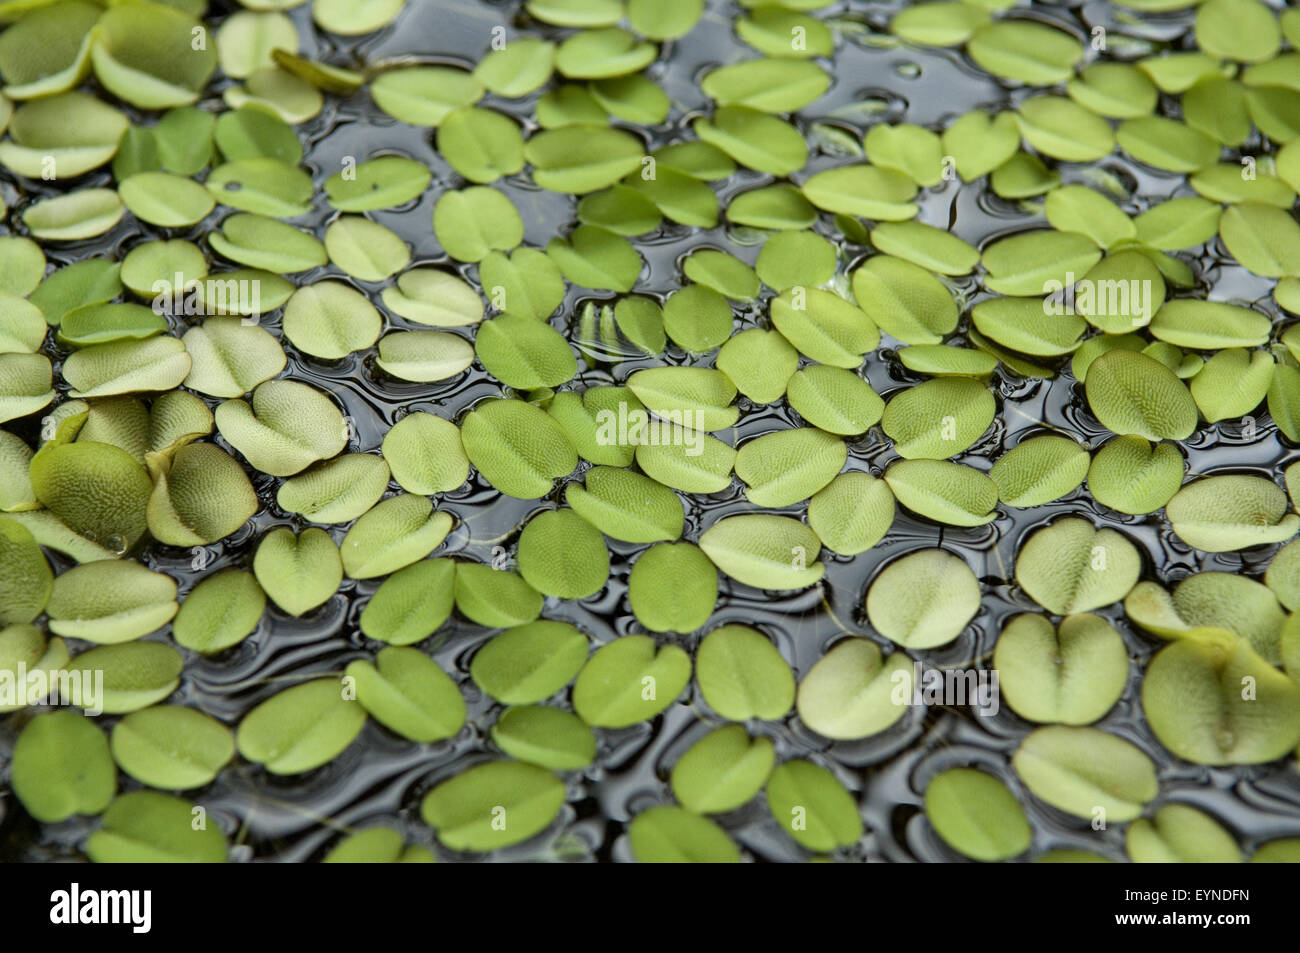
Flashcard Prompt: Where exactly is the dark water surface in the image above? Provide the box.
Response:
[3,0,1300,862]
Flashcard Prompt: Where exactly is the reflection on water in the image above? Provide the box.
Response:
[4,0,1300,862]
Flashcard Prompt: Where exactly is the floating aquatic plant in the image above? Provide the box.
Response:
[3,0,1300,868]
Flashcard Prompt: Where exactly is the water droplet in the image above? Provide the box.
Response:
[895,61,921,79]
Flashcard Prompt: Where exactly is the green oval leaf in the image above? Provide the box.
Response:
[420,759,565,851]
[525,125,643,193]
[627,805,740,863]
[671,725,774,813]
[694,106,806,177]
[146,442,256,545]
[1015,518,1141,614]
[215,380,346,477]
[981,230,1101,298]
[1117,116,1219,173]
[91,4,216,109]
[375,330,475,384]
[371,66,483,126]
[382,268,484,327]
[967,20,1082,85]
[236,677,365,774]
[796,637,910,740]
[882,377,995,458]
[1085,348,1198,441]
[765,759,862,852]
[346,646,465,742]
[735,427,845,508]
[866,549,980,649]
[492,705,595,770]
[12,710,115,822]
[1087,435,1184,515]
[989,435,1089,508]
[691,623,792,721]
[785,365,883,436]
[517,508,609,599]
[438,106,525,184]
[701,58,829,113]
[278,453,390,525]
[453,562,543,628]
[475,315,576,389]
[627,542,716,634]
[325,216,410,282]
[1127,804,1242,863]
[994,613,1128,724]
[325,155,430,211]
[1219,202,1300,278]
[253,527,342,616]
[0,517,50,624]
[110,705,234,790]
[64,641,182,713]
[381,412,468,495]
[802,164,917,220]
[1165,474,1300,552]
[87,791,227,862]
[340,494,453,579]
[566,465,684,543]
[1013,726,1157,822]
[61,336,190,400]
[572,634,690,727]
[699,514,824,590]
[24,188,124,241]
[29,440,152,550]
[883,459,999,527]
[433,187,523,264]
[180,318,286,399]
[360,558,456,646]
[172,568,265,654]
[471,620,588,704]
[209,213,326,274]
[461,398,577,500]
[1143,628,1300,765]
[925,768,1031,861]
